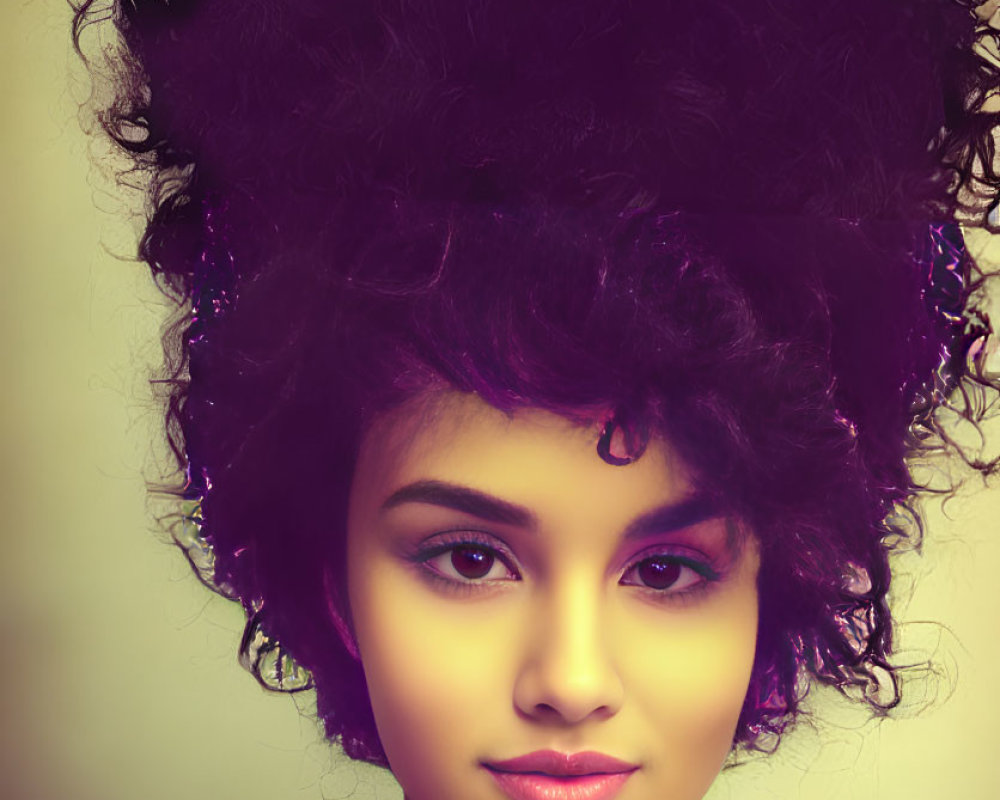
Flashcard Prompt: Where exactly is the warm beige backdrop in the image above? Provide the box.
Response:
[2,2,998,799]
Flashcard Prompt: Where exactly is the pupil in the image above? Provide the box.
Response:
[638,558,681,590]
[451,546,494,579]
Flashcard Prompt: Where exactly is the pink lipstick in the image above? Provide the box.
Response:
[484,750,638,800]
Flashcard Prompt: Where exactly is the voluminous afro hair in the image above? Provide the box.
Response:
[73,0,1000,765]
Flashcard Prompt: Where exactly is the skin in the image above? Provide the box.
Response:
[343,391,761,800]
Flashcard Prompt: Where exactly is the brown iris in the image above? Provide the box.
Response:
[451,546,495,579]
[637,558,682,589]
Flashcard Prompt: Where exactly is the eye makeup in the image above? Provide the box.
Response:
[407,529,522,597]
[619,543,724,605]
[400,523,731,605]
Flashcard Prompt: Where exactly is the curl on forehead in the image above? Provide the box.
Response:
[357,390,669,479]
[348,388,734,537]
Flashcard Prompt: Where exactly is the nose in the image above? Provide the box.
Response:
[512,577,625,725]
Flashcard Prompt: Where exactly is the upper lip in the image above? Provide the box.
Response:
[484,750,639,776]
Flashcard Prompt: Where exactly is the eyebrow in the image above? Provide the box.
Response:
[620,494,721,540]
[380,479,722,540]
[381,480,537,528]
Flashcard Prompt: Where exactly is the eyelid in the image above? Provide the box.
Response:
[619,542,721,581]
[616,544,722,600]
[408,531,725,596]
[413,530,522,582]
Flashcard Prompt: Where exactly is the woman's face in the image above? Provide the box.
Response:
[345,392,760,800]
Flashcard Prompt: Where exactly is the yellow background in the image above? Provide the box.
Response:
[2,3,998,798]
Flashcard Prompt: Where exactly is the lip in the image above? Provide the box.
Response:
[483,751,638,800]
[486,750,638,776]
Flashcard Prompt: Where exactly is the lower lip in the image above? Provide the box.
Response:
[486,767,635,800]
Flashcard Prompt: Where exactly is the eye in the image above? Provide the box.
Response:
[420,541,520,584]
[619,554,717,594]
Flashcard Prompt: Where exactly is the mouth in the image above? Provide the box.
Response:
[483,751,638,800]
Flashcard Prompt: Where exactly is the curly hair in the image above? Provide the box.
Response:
[72,0,1000,766]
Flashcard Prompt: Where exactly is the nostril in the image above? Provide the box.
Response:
[522,691,621,725]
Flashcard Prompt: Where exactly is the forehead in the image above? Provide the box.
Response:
[351,391,697,521]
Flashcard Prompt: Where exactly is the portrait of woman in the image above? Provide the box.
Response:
[3,1,1000,799]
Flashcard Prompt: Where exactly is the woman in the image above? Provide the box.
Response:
[69,1,999,798]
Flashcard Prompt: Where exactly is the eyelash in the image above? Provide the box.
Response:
[620,547,721,604]
[412,531,520,597]
[411,531,722,602]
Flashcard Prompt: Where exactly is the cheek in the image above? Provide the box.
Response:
[623,598,759,776]
[636,613,757,705]
[348,557,517,768]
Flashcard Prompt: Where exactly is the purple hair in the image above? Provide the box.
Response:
[73,0,1000,764]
